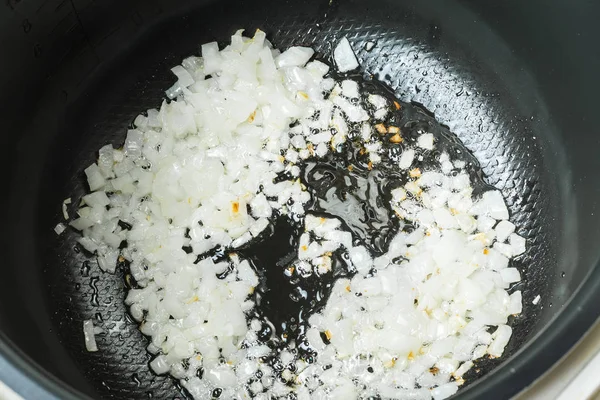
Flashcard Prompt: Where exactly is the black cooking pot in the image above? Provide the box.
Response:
[1,0,600,399]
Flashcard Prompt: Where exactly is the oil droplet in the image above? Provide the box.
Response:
[561,271,566,278]
[363,41,376,51]
[124,313,134,324]
[81,261,91,277]
[89,276,100,307]
[131,373,141,387]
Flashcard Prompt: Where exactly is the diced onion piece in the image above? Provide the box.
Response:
[431,383,459,400]
[494,220,515,243]
[201,42,221,74]
[62,197,71,220]
[333,37,359,72]
[417,133,435,150]
[171,65,195,88]
[500,267,521,284]
[54,223,66,235]
[399,149,415,170]
[84,164,105,191]
[508,291,523,314]
[471,191,510,220]
[509,233,526,256]
[488,325,512,357]
[276,47,315,68]
[150,355,170,375]
[83,319,99,352]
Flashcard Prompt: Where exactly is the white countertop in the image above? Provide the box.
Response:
[515,319,600,400]
[0,382,20,400]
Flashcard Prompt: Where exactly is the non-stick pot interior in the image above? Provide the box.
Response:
[1,0,599,399]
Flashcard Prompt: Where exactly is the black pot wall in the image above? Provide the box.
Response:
[0,0,599,399]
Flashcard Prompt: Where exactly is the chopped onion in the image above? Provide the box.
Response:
[62,197,71,220]
[417,133,435,150]
[83,320,99,352]
[275,47,315,68]
[62,28,525,400]
[54,223,66,235]
[488,325,512,357]
[333,37,359,73]
[84,164,105,191]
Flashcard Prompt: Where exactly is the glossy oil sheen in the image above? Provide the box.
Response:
[238,78,493,365]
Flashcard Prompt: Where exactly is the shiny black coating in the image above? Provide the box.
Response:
[1,0,599,399]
